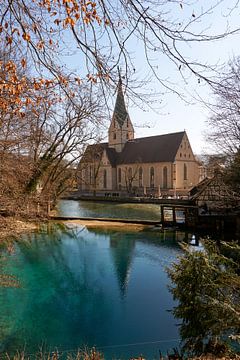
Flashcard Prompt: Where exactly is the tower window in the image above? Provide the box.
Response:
[113,132,116,140]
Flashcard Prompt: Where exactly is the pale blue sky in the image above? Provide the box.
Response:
[122,1,240,155]
[62,0,240,155]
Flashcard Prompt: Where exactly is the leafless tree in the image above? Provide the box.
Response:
[207,57,240,157]
[0,82,104,215]
[1,0,240,102]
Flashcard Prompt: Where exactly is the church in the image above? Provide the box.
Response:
[78,79,201,197]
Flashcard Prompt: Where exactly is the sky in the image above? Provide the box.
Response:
[121,1,240,155]
[62,0,240,155]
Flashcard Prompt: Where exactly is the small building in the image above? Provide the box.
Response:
[78,79,201,197]
[189,172,239,212]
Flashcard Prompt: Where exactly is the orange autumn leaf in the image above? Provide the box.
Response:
[64,17,76,26]
[6,36,13,45]
[37,40,44,49]
[22,33,31,41]
[21,58,26,68]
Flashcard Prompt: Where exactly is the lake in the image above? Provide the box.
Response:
[0,201,186,359]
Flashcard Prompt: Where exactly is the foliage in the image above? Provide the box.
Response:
[168,241,240,356]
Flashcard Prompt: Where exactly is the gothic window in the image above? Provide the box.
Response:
[103,169,107,188]
[113,132,116,140]
[118,168,121,183]
[128,167,132,179]
[139,167,143,187]
[126,133,129,139]
[128,167,132,191]
[184,163,187,180]
[150,167,154,188]
[163,166,168,188]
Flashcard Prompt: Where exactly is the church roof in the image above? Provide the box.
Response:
[80,131,186,166]
[112,78,129,127]
[118,131,185,164]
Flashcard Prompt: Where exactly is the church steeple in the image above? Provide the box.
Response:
[112,77,128,127]
[108,76,134,152]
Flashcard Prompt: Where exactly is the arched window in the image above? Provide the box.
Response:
[163,166,168,188]
[128,167,132,192]
[128,167,132,179]
[113,132,116,140]
[139,167,143,187]
[150,167,154,188]
[118,168,121,183]
[184,163,187,180]
[103,169,107,188]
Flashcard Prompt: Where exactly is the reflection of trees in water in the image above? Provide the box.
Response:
[59,200,160,220]
[0,225,117,355]
[0,245,21,352]
[0,224,188,355]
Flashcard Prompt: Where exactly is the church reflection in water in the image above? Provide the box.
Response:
[109,233,136,297]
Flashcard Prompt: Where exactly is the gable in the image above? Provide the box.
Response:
[80,143,118,168]
[79,143,106,165]
[190,173,237,202]
[175,133,195,161]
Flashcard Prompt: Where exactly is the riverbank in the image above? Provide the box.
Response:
[0,215,38,242]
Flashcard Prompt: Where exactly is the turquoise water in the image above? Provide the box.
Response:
[0,224,183,359]
[57,200,161,221]
[0,201,185,358]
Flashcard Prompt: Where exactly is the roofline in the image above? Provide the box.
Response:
[133,131,186,142]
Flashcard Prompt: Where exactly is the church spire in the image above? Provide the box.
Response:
[108,74,134,152]
[112,75,128,127]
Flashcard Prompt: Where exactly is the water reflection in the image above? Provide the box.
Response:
[0,224,184,359]
[57,200,160,221]
[110,234,135,297]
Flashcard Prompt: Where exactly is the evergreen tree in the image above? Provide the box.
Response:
[168,241,240,356]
